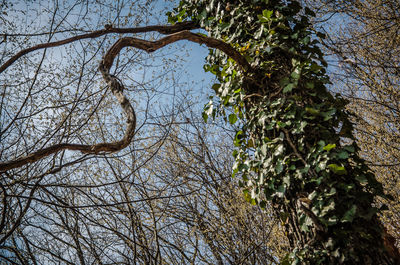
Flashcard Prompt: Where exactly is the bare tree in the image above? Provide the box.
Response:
[0,1,285,264]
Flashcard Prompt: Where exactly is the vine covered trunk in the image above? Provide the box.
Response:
[169,0,399,263]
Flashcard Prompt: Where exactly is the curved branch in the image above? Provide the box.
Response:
[100,30,253,72]
[0,29,253,172]
[0,21,198,74]
[0,41,137,172]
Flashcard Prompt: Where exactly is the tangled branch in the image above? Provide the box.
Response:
[0,26,253,172]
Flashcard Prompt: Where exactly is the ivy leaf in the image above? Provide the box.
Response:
[274,144,284,156]
[283,83,295,93]
[247,139,254,148]
[301,36,310,45]
[197,9,207,20]
[228,113,238,124]
[275,163,284,174]
[243,189,251,202]
[276,185,285,198]
[305,82,314,89]
[344,145,355,153]
[310,63,322,73]
[328,164,347,175]
[257,15,268,23]
[234,130,244,146]
[323,143,336,151]
[315,160,327,172]
[321,200,335,216]
[202,112,208,123]
[263,9,273,19]
[336,151,349,159]
[279,77,290,87]
[321,108,336,121]
[355,174,368,185]
[327,216,338,225]
[299,214,313,232]
[255,24,264,39]
[305,107,320,115]
[326,187,336,197]
[211,83,221,92]
[277,121,287,128]
[341,205,357,223]
[260,143,268,156]
[291,67,301,80]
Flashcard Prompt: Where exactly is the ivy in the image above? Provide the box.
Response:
[168,0,392,263]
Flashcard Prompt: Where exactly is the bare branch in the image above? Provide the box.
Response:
[0,27,253,172]
[0,22,198,74]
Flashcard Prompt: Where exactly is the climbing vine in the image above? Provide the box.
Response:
[168,0,396,264]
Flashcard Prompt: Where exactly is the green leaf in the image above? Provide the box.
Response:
[316,159,327,172]
[211,83,221,92]
[291,67,301,80]
[243,189,251,202]
[276,185,285,198]
[336,151,349,159]
[327,216,338,225]
[355,174,368,185]
[262,9,273,19]
[301,36,310,45]
[321,108,336,121]
[323,143,336,151]
[279,77,290,87]
[275,163,284,174]
[234,130,244,146]
[305,107,320,115]
[344,145,355,153]
[260,143,268,156]
[341,205,357,223]
[299,214,313,232]
[202,112,208,123]
[232,149,238,158]
[280,254,291,265]
[228,113,238,124]
[321,200,335,216]
[310,63,322,73]
[277,121,287,128]
[197,9,207,20]
[274,144,284,156]
[257,14,268,23]
[247,139,254,148]
[326,187,336,197]
[328,164,347,175]
[305,82,314,89]
[283,83,295,93]
[255,24,264,39]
